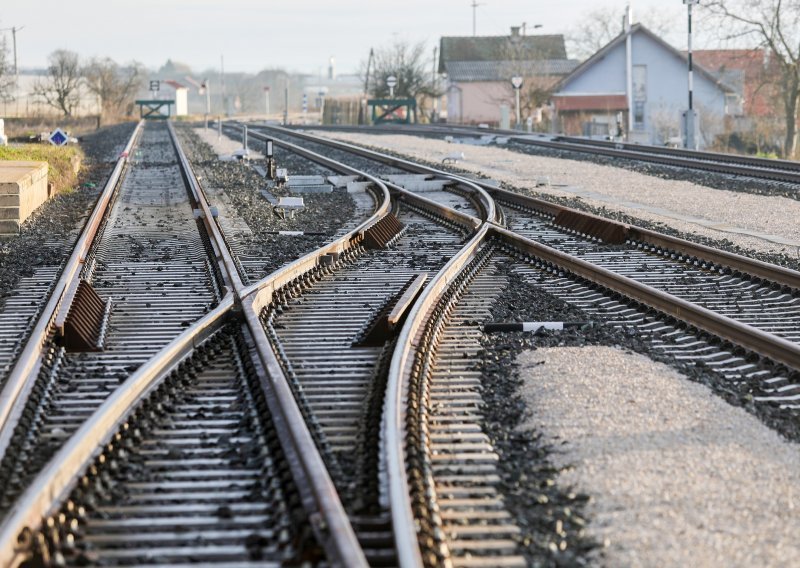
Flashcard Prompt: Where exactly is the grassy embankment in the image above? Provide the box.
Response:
[0,144,84,194]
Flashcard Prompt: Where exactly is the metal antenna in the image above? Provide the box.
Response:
[470,1,484,36]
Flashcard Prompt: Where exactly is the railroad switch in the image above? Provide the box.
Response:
[354,273,428,346]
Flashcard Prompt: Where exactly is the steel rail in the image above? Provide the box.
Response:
[489,225,800,370]
[0,124,376,568]
[385,221,800,567]
[175,124,370,566]
[238,127,490,567]
[509,136,800,184]
[485,185,800,290]
[167,121,244,294]
[268,126,800,290]
[553,134,800,174]
[383,224,490,568]
[0,297,234,567]
[297,123,800,180]
[0,121,144,460]
[250,124,500,225]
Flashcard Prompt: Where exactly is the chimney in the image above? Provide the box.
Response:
[510,26,520,37]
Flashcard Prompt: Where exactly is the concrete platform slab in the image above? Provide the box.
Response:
[0,161,48,235]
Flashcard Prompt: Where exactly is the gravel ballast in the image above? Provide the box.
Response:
[0,122,137,381]
[175,126,361,282]
[316,131,800,261]
[518,346,800,567]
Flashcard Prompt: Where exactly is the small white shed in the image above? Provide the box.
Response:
[164,80,188,116]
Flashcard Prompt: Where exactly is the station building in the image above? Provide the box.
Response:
[551,24,740,148]
[439,28,578,125]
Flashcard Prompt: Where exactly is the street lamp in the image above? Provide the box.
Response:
[387,75,397,99]
[521,22,543,36]
[683,0,700,149]
[511,75,523,129]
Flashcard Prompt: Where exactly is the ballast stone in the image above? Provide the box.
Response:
[0,161,49,235]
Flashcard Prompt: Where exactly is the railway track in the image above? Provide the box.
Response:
[235,124,800,564]
[0,121,381,565]
[301,123,800,185]
[253,126,800,350]
[0,117,797,566]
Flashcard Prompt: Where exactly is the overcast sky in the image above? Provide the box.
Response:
[3,1,697,75]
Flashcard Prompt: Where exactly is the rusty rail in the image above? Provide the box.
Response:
[0,121,144,461]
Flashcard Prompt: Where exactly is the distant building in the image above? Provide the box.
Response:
[163,80,188,116]
[551,24,739,147]
[691,49,775,118]
[439,28,578,125]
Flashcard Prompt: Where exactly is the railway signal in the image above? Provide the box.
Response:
[510,75,523,129]
[387,75,397,99]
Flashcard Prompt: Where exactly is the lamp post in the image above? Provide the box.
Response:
[511,75,523,129]
[683,0,700,150]
[386,75,397,99]
[201,79,210,130]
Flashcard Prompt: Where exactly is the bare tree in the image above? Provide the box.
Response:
[363,41,439,100]
[567,6,681,60]
[33,49,82,117]
[83,57,145,119]
[703,1,800,158]
[0,38,14,102]
[486,38,563,129]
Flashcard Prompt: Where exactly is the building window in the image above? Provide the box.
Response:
[633,102,645,128]
[725,93,743,116]
[632,65,647,102]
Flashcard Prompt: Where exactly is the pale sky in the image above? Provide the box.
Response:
[3,1,697,75]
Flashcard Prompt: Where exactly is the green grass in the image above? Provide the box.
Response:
[0,144,84,194]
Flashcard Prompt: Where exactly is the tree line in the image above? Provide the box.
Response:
[0,44,144,120]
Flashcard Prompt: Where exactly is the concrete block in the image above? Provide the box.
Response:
[0,207,21,220]
[0,194,21,207]
[385,174,431,184]
[289,175,326,185]
[0,220,20,234]
[288,184,332,194]
[397,180,453,192]
[327,175,359,188]
[0,161,48,234]
[347,181,371,193]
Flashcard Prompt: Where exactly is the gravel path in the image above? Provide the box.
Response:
[316,131,800,259]
[518,346,800,567]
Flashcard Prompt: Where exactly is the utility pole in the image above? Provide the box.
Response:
[683,0,699,150]
[471,1,483,36]
[364,48,374,96]
[202,79,211,130]
[1,26,24,116]
[220,54,226,117]
[283,78,289,125]
[511,76,523,129]
[432,46,439,122]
